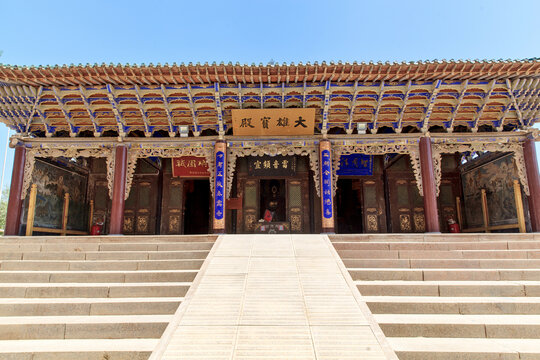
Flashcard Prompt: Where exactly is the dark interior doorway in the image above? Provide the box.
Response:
[336,178,363,233]
[183,180,210,234]
[259,179,286,222]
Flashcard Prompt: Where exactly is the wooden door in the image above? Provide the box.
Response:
[161,177,183,234]
[243,179,259,232]
[362,179,386,233]
[287,179,303,233]
[124,177,158,235]
[388,178,425,233]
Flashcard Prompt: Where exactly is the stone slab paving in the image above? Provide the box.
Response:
[152,234,397,359]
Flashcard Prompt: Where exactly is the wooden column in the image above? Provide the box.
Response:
[213,141,226,234]
[109,145,128,235]
[419,137,440,232]
[319,139,335,233]
[523,138,540,232]
[5,145,26,235]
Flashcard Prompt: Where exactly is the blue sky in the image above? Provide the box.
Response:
[0,0,539,189]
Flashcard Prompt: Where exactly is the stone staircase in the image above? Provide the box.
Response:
[331,233,540,360]
[0,234,216,360]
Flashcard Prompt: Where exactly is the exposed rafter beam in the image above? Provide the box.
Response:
[396,80,412,133]
[372,81,386,131]
[346,80,359,134]
[421,79,442,132]
[186,84,200,136]
[471,79,497,132]
[321,81,331,135]
[448,80,469,132]
[237,83,243,109]
[302,81,307,108]
[259,82,264,109]
[105,84,126,137]
[134,85,152,136]
[0,87,29,123]
[506,78,523,126]
[159,85,176,137]
[52,86,77,136]
[0,108,24,132]
[25,86,43,128]
[281,82,285,109]
[214,82,225,136]
[78,86,100,136]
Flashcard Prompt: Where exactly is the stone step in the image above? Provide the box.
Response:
[0,270,198,283]
[0,315,171,340]
[9,250,210,261]
[355,280,540,297]
[364,296,540,314]
[375,313,540,338]
[388,337,540,360]
[0,242,214,253]
[333,241,517,250]
[330,233,538,243]
[1,235,216,243]
[0,282,191,298]
[0,297,183,316]
[0,338,158,360]
[337,249,540,259]
[0,259,205,271]
[344,258,540,269]
[350,268,540,281]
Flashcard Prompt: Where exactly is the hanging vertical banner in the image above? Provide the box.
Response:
[213,141,226,232]
[336,154,373,176]
[319,139,334,231]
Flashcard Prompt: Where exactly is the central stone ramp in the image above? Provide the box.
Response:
[152,234,396,359]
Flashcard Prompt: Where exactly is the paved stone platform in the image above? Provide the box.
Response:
[151,234,397,359]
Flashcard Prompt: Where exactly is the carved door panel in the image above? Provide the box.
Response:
[389,178,425,233]
[162,178,183,234]
[288,180,303,233]
[438,178,460,231]
[90,177,110,232]
[243,180,258,232]
[362,179,386,233]
[124,178,158,235]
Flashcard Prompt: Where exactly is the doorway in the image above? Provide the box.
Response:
[183,180,210,234]
[259,179,286,222]
[336,178,363,233]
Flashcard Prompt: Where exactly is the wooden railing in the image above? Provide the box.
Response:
[458,180,526,233]
[25,184,91,236]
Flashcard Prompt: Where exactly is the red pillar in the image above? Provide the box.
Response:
[319,139,335,233]
[4,145,26,235]
[213,140,226,233]
[523,138,540,232]
[109,145,128,235]
[419,137,440,232]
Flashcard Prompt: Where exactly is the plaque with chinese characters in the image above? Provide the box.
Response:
[232,109,315,136]
[247,156,297,176]
[336,154,373,176]
[172,156,210,178]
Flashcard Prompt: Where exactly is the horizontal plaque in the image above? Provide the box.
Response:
[337,154,373,176]
[172,156,210,178]
[232,108,315,136]
[248,155,297,176]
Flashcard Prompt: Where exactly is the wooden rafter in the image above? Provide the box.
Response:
[52,86,77,136]
[25,86,43,128]
[259,82,264,109]
[105,84,126,136]
[321,81,331,134]
[159,85,176,136]
[214,82,225,135]
[134,85,152,136]
[237,83,243,109]
[302,81,307,107]
[448,80,469,132]
[372,81,386,131]
[186,84,200,136]
[506,78,524,126]
[471,79,497,132]
[346,80,359,134]
[396,80,412,133]
[78,86,100,136]
[0,86,29,121]
[421,79,442,132]
[281,82,285,108]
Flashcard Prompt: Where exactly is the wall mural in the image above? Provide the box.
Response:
[461,154,519,228]
[22,159,88,231]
